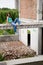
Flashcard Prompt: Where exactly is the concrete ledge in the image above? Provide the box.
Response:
[0,22,43,29]
[0,55,43,65]
[6,55,43,65]
[0,62,7,65]
[0,34,19,42]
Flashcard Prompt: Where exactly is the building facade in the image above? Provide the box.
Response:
[19,0,43,55]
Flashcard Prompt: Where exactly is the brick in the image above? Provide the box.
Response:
[20,0,37,19]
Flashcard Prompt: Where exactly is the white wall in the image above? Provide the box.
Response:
[0,0,16,9]
[30,28,39,55]
[19,29,27,46]
[19,28,41,55]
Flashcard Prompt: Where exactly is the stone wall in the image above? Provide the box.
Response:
[0,35,19,42]
[20,0,37,19]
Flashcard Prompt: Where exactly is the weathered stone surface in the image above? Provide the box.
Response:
[0,41,36,60]
[0,35,19,42]
[0,62,7,65]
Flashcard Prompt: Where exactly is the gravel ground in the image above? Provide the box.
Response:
[0,41,36,60]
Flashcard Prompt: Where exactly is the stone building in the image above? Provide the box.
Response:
[17,0,43,55]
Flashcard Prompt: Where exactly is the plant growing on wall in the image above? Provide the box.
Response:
[27,30,30,34]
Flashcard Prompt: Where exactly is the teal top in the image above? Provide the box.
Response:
[8,17,13,23]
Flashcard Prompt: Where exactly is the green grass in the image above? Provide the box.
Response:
[0,29,15,35]
[0,54,5,61]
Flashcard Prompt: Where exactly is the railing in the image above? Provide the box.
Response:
[0,22,43,29]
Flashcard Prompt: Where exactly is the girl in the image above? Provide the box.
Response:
[7,13,21,34]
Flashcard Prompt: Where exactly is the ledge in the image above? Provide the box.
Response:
[0,22,43,29]
[0,55,43,65]
[0,34,19,42]
[6,55,43,65]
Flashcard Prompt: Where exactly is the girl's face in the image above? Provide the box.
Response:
[8,13,10,17]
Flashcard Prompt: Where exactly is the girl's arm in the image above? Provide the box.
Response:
[6,16,9,24]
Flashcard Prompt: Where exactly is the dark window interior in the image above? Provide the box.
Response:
[27,34,30,46]
[42,3,43,20]
[42,28,43,54]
